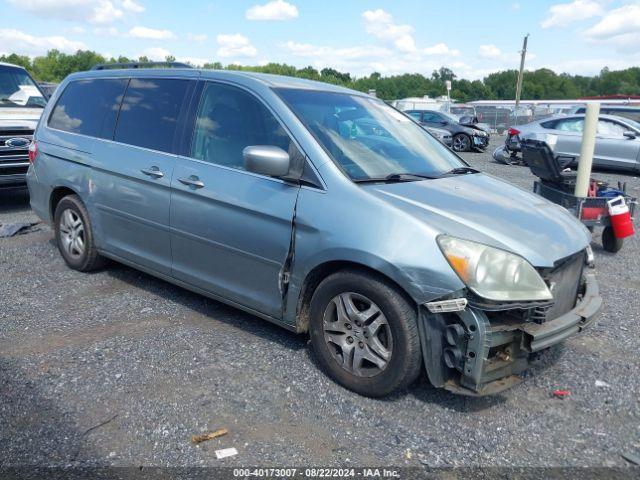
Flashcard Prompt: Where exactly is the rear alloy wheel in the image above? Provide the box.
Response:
[58,209,86,260]
[309,270,422,397]
[452,134,471,152]
[54,195,107,272]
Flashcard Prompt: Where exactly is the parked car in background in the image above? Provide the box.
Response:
[406,109,490,152]
[28,66,600,397]
[475,105,513,134]
[496,114,640,172]
[569,105,640,123]
[449,104,476,118]
[0,62,46,189]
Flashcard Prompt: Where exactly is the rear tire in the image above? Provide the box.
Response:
[602,226,623,253]
[54,195,107,271]
[309,269,422,397]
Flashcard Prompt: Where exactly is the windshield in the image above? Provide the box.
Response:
[277,89,465,181]
[623,117,640,131]
[0,66,46,108]
[440,111,460,123]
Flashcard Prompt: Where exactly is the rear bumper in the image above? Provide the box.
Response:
[419,272,602,396]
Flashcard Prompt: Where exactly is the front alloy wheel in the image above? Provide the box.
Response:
[322,292,392,377]
[309,269,422,397]
[452,134,471,152]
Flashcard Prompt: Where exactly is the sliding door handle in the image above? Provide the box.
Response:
[178,176,205,188]
[141,167,164,178]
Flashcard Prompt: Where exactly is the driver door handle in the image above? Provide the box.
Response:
[141,167,164,178]
[178,176,205,188]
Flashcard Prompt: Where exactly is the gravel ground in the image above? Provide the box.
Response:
[1,137,639,469]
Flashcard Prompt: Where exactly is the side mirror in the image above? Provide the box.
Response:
[243,145,291,177]
[623,131,637,140]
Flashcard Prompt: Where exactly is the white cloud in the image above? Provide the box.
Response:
[0,28,86,55]
[178,56,211,66]
[139,47,171,60]
[129,26,176,39]
[423,43,459,56]
[187,33,208,42]
[216,34,257,58]
[281,41,389,61]
[121,0,144,13]
[93,27,120,36]
[478,44,502,58]
[362,9,416,53]
[541,0,605,29]
[585,4,640,38]
[246,0,298,20]
[5,0,144,23]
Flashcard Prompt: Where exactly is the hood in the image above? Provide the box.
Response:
[365,173,590,268]
[0,107,43,123]
[460,121,490,134]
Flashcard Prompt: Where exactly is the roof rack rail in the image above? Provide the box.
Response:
[91,61,193,71]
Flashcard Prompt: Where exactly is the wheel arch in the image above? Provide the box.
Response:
[293,259,418,334]
[50,185,80,221]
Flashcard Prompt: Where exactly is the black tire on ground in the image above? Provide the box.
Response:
[308,269,422,397]
[54,194,107,271]
[602,226,623,253]
[452,133,471,152]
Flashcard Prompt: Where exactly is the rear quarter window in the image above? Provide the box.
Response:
[114,78,190,153]
[48,78,128,138]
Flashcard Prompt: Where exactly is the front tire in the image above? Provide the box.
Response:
[309,270,422,397]
[54,195,107,271]
[452,134,471,152]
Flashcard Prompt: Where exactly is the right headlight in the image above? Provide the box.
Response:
[437,236,553,302]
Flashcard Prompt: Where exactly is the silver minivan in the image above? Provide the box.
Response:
[27,66,601,397]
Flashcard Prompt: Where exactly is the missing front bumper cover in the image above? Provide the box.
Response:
[425,298,468,313]
[419,272,602,395]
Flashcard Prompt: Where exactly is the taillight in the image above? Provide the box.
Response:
[507,127,520,136]
[28,140,38,163]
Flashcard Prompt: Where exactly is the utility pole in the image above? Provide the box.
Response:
[514,34,529,112]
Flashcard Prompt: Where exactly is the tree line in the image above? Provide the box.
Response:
[2,49,639,102]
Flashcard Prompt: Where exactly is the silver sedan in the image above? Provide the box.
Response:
[499,114,640,172]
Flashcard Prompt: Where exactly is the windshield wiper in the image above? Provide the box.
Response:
[443,166,480,175]
[0,97,45,108]
[353,173,439,184]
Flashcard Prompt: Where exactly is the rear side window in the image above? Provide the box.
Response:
[48,79,127,138]
[114,78,190,153]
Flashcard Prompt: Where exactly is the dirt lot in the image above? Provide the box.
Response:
[1,137,639,468]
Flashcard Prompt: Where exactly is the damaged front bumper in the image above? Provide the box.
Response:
[418,272,602,396]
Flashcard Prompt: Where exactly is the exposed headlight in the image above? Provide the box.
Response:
[437,236,552,302]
